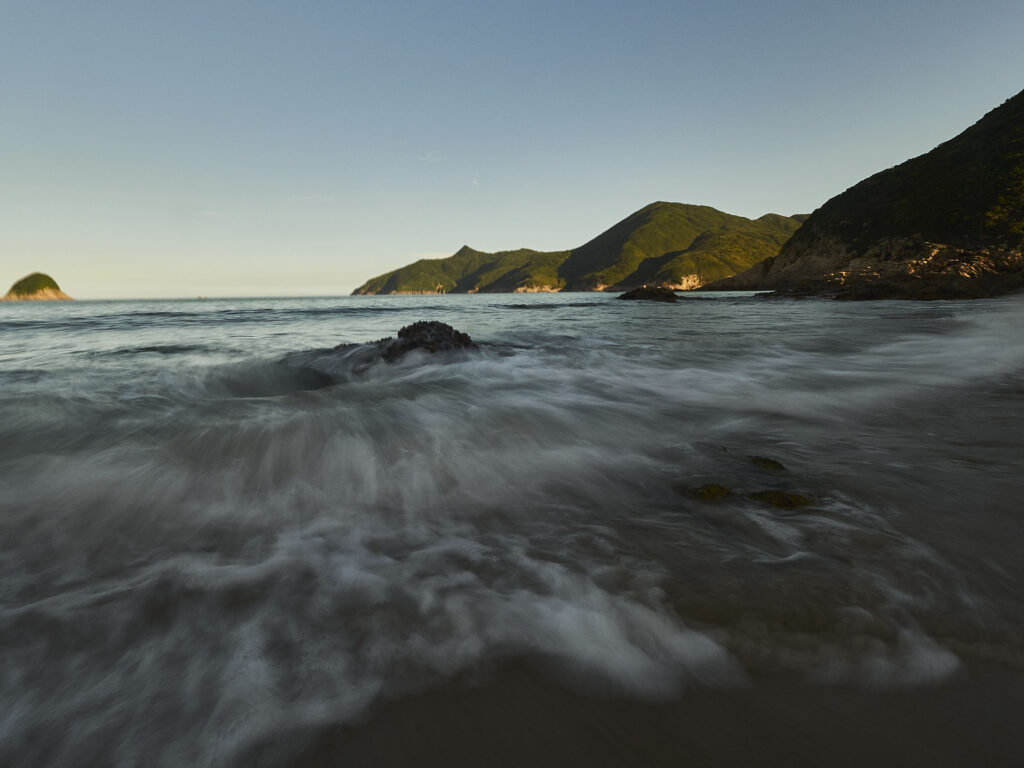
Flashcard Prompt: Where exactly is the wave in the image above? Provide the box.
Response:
[1,296,1022,766]
[79,343,220,358]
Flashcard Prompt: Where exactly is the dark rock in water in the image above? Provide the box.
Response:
[616,286,678,302]
[749,456,786,472]
[689,484,733,501]
[748,490,813,509]
[381,321,476,361]
[321,321,477,371]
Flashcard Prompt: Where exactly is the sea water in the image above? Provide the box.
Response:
[1,293,1022,766]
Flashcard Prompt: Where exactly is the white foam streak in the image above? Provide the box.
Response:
[3,294,1022,765]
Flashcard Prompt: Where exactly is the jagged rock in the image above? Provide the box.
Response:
[380,321,475,361]
[616,286,678,302]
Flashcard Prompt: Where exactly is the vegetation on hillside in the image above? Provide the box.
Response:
[784,88,1024,255]
[353,203,803,294]
[353,246,571,294]
[607,212,801,288]
[702,88,1024,299]
[7,272,61,296]
[556,203,800,290]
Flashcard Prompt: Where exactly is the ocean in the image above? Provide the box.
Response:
[1,292,1022,766]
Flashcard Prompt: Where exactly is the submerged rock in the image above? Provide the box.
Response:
[616,286,678,302]
[380,321,476,361]
[749,456,786,472]
[748,490,813,509]
[689,484,733,501]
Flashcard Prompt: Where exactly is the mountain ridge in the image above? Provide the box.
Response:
[353,203,803,295]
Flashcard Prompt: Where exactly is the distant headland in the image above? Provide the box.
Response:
[356,88,1024,301]
[2,273,73,301]
[352,203,806,295]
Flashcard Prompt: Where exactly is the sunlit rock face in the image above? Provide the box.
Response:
[720,234,1024,299]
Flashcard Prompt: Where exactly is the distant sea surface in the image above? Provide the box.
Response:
[2,293,1023,767]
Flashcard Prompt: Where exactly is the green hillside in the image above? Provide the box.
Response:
[556,203,800,290]
[572,208,802,290]
[705,88,1024,298]
[7,272,61,296]
[353,203,803,294]
[353,246,571,294]
[790,89,1024,253]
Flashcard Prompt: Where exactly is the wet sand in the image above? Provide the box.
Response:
[268,660,1024,767]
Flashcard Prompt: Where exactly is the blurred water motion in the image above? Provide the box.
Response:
[1,293,1022,766]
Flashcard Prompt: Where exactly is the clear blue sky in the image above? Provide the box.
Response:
[2,0,1022,298]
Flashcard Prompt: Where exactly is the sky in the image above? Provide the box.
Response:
[2,0,1023,298]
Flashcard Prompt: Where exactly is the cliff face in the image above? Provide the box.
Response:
[2,273,73,301]
[706,89,1024,299]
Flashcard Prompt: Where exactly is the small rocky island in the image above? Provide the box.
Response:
[2,273,72,301]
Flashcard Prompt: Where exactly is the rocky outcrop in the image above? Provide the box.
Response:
[511,284,560,293]
[703,88,1024,299]
[378,321,476,361]
[280,322,477,387]
[713,233,1024,299]
[616,286,678,302]
[2,273,72,301]
[661,275,703,291]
